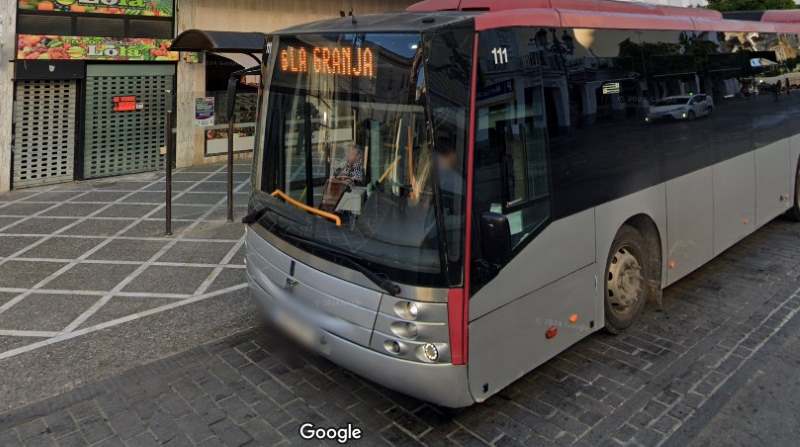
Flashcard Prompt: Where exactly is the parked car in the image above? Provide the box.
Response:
[645,94,714,122]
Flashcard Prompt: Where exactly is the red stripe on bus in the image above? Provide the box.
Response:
[447,287,465,364]
[449,32,480,366]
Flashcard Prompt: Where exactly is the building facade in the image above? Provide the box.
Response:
[0,0,414,192]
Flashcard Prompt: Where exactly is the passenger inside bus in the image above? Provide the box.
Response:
[335,143,365,184]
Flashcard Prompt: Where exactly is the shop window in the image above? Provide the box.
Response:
[128,19,173,39]
[17,14,72,35]
[76,17,125,37]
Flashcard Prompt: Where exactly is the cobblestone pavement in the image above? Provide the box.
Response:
[2,198,800,446]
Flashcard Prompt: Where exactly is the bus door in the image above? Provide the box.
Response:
[467,28,597,402]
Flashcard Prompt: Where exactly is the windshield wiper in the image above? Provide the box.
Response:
[277,231,402,296]
[242,206,269,225]
[242,202,303,226]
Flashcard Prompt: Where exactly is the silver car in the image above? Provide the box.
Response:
[645,94,714,122]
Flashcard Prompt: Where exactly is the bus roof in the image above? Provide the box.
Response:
[272,11,475,35]
[408,0,800,33]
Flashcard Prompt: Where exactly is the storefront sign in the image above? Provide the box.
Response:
[18,0,173,17]
[195,97,215,127]
[17,35,178,61]
[113,95,142,112]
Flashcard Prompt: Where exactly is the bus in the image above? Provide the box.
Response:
[183,0,800,407]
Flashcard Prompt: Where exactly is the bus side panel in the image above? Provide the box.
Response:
[755,138,792,227]
[713,152,756,255]
[468,209,596,320]
[790,134,800,196]
[665,167,714,286]
[468,264,597,403]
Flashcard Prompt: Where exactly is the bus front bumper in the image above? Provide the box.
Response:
[248,277,475,408]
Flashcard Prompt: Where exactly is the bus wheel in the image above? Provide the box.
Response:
[604,226,649,334]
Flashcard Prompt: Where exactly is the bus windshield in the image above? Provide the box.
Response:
[255,30,473,286]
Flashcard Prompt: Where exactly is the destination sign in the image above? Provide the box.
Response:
[279,46,375,78]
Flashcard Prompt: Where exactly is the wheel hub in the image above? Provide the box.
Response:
[607,247,644,318]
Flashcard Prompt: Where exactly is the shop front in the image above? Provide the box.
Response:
[10,0,178,188]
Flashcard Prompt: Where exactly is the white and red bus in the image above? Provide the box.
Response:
[179,0,800,406]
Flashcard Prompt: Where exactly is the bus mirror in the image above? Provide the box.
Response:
[480,212,511,266]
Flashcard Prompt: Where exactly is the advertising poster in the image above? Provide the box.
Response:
[17,35,178,61]
[194,97,215,127]
[17,0,173,17]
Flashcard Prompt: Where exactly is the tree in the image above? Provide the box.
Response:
[706,0,797,12]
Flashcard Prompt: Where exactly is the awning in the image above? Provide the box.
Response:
[170,29,266,53]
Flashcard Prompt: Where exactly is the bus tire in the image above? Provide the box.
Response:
[790,162,800,222]
[604,225,649,334]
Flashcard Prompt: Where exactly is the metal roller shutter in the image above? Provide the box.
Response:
[83,64,174,179]
[12,80,77,188]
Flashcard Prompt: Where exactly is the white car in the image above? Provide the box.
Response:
[645,94,714,122]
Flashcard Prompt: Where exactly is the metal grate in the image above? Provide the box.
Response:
[12,80,77,188]
[83,66,173,179]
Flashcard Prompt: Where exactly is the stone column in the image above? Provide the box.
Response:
[0,0,16,192]
[174,0,206,168]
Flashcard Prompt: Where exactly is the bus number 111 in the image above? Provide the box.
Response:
[491,47,509,65]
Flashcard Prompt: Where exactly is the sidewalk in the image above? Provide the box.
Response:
[0,162,258,410]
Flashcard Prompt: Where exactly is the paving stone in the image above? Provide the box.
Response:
[1,218,80,235]
[69,191,130,203]
[122,266,214,295]
[208,173,249,182]
[88,240,169,262]
[96,205,159,219]
[0,292,16,307]
[209,418,252,447]
[0,335,44,352]
[175,193,225,206]
[60,219,136,237]
[16,237,104,260]
[90,181,152,191]
[0,261,67,288]
[0,235,41,257]
[0,202,53,216]
[150,205,212,221]
[184,222,244,240]
[40,203,108,218]
[122,220,190,238]
[0,293,97,331]
[172,173,213,182]
[205,206,249,222]
[122,192,174,205]
[159,241,237,265]
[47,263,139,292]
[0,217,22,230]
[78,296,175,329]
[207,268,247,292]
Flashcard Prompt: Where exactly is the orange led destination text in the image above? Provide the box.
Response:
[280,46,375,78]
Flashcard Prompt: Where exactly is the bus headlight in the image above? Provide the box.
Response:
[421,343,439,362]
[394,301,419,320]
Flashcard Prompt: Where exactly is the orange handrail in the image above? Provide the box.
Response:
[271,189,342,227]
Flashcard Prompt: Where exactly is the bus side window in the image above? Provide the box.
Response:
[478,84,551,249]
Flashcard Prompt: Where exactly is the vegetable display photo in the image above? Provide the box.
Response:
[17,35,178,61]
[17,0,173,16]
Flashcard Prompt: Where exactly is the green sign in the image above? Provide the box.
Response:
[18,0,173,17]
[17,35,177,61]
